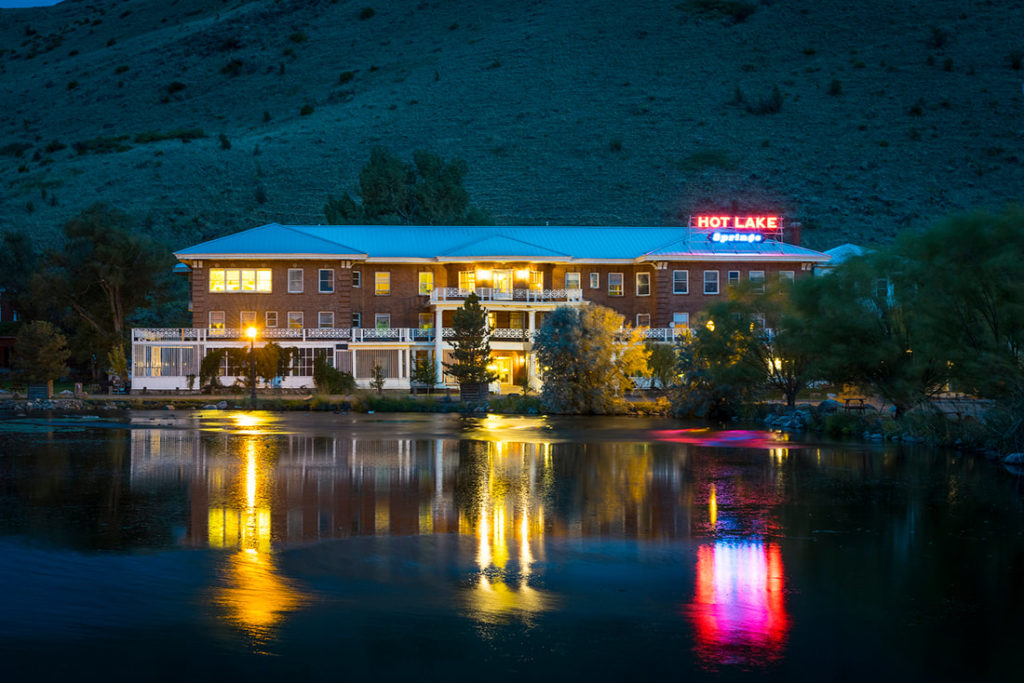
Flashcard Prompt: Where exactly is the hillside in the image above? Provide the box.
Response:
[1,0,1022,251]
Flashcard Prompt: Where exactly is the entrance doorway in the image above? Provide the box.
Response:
[493,269,513,300]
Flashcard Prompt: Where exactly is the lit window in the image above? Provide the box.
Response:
[287,311,303,329]
[589,272,599,289]
[209,310,225,332]
[673,270,688,294]
[529,271,543,291]
[375,272,390,296]
[209,269,272,292]
[419,271,434,296]
[750,270,765,293]
[240,310,256,328]
[458,271,476,292]
[265,311,278,328]
[352,312,361,328]
[319,269,334,293]
[636,313,651,327]
[780,270,795,283]
[418,313,434,329]
[288,269,303,293]
[672,312,689,329]
[318,311,334,328]
[510,312,524,329]
[352,270,361,288]
[375,313,391,330]
[608,273,623,296]
[636,272,651,296]
[487,312,497,328]
[704,270,720,295]
[565,272,581,290]
[727,271,740,287]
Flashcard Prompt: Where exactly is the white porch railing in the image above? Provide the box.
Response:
[430,287,584,304]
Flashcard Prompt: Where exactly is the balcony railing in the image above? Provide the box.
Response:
[133,326,702,344]
[430,287,584,304]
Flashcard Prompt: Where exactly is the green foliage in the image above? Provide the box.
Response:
[133,128,206,144]
[534,304,648,414]
[313,355,357,394]
[677,148,737,172]
[746,85,783,115]
[106,344,128,384]
[828,79,842,96]
[300,104,315,116]
[824,412,867,438]
[324,147,492,225]
[444,293,498,386]
[338,70,355,84]
[646,342,678,390]
[166,81,186,94]
[0,142,32,157]
[359,7,375,20]
[13,321,69,382]
[289,32,307,43]
[370,363,386,395]
[73,135,131,155]
[0,229,38,318]
[679,0,757,24]
[199,348,227,392]
[412,355,437,388]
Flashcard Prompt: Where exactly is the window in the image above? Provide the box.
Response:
[209,268,272,293]
[459,271,476,292]
[287,311,303,329]
[704,270,719,295]
[510,311,524,329]
[750,270,765,293]
[319,269,334,293]
[565,272,581,290]
[240,311,256,328]
[288,269,303,293]
[418,313,434,329]
[352,312,361,328]
[636,272,651,296]
[608,273,624,296]
[673,270,688,294]
[352,270,361,288]
[419,271,434,296]
[672,312,690,329]
[265,311,278,328]
[209,310,225,332]
[318,311,334,328]
[589,272,599,289]
[375,271,390,296]
[374,313,391,330]
[780,270,795,284]
[529,271,543,291]
[636,313,651,327]
[727,271,740,287]
[487,312,497,329]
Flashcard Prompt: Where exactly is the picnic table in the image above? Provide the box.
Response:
[844,397,868,412]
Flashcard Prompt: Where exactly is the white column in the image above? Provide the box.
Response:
[434,308,443,387]
[527,310,538,388]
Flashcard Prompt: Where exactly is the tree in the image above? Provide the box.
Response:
[313,354,356,394]
[0,228,38,320]
[533,304,648,414]
[791,251,947,418]
[412,354,438,391]
[324,147,491,225]
[107,344,129,387]
[444,293,498,391]
[370,363,386,395]
[646,342,678,391]
[12,321,70,383]
[34,204,177,376]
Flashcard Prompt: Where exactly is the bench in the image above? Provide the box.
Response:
[844,397,868,412]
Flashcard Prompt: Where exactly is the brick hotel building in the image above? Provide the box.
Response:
[131,219,829,391]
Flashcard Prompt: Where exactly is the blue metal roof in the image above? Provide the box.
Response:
[175,224,829,262]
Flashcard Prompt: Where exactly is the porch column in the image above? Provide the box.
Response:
[434,308,443,387]
[527,310,538,388]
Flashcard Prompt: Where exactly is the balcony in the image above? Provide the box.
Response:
[429,287,584,305]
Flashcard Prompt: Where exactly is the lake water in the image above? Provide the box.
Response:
[0,411,1022,682]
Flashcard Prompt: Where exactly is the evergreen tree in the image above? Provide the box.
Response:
[13,321,70,383]
[444,293,498,387]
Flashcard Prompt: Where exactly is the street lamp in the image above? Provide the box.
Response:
[246,326,258,408]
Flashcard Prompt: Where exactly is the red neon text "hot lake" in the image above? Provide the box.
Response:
[696,216,780,230]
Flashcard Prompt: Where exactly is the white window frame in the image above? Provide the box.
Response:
[704,270,720,295]
[727,270,740,287]
[636,272,651,296]
[287,311,303,329]
[374,313,391,330]
[636,313,651,327]
[589,272,599,289]
[319,269,334,293]
[352,270,362,288]
[208,310,225,330]
[459,271,476,292]
[288,268,303,293]
[673,270,688,295]
[672,312,690,329]
[780,270,795,284]
[240,310,256,328]
[750,270,765,293]
[418,312,434,329]
[375,271,390,296]
[419,271,434,296]
[352,312,361,328]
[209,268,272,293]
[318,311,334,328]
[608,273,624,297]
[565,272,581,290]
[265,311,278,328]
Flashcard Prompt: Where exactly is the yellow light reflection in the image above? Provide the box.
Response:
[232,412,264,430]
[709,484,718,528]
[216,549,308,652]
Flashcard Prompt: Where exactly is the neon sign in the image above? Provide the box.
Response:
[694,215,781,230]
[711,231,764,244]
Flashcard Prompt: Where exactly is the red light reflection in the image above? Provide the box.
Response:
[652,429,799,449]
[687,540,789,668]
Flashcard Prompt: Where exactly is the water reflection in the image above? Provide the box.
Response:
[689,540,789,669]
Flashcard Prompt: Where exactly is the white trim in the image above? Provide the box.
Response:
[176,252,368,260]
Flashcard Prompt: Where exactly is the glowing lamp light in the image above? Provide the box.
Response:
[514,269,530,280]
[706,320,715,332]
[476,269,493,281]
[246,326,258,340]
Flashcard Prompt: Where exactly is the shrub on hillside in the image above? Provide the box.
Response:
[746,85,782,114]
